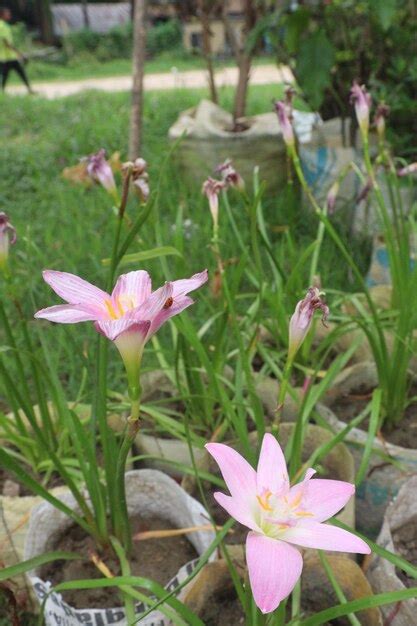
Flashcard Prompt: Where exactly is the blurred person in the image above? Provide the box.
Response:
[0,6,34,93]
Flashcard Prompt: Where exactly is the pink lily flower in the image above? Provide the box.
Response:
[350,82,372,136]
[0,212,17,274]
[274,100,295,148]
[85,149,118,201]
[35,269,208,382]
[288,287,329,361]
[206,434,370,614]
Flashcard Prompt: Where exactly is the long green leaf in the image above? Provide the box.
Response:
[355,388,382,486]
[0,552,80,581]
[103,245,182,267]
[298,587,417,625]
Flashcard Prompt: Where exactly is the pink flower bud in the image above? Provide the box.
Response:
[289,287,329,360]
[86,149,118,199]
[326,181,339,215]
[202,177,226,232]
[397,162,417,177]
[275,100,295,147]
[123,158,150,202]
[374,103,390,139]
[0,212,16,274]
[350,82,372,136]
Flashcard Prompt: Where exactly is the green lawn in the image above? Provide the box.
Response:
[13,52,276,84]
[0,82,369,398]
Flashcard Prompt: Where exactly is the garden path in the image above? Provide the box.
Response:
[8,63,293,99]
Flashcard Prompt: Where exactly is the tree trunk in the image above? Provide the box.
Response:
[36,0,54,44]
[129,0,147,160]
[233,54,251,121]
[81,0,90,29]
[222,0,257,126]
[198,1,218,104]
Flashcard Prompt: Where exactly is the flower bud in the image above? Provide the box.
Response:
[86,149,118,201]
[288,287,329,361]
[0,213,16,276]
[275,100,295,147]
[123,158,150,202]
[350,82,372,137]
[202,177,226,233]
[397,163,417,177]
[326,181,339,215]
[374,103,390,140]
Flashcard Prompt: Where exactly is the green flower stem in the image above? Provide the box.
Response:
[288,145,327,285]
[274,357,293,428]
[114,417,140,557]
[291,579,301,625]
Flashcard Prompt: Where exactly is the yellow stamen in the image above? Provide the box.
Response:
[105,299,118,320]
[257,491,273,512]
[290,491,303,509]
[295,510,314,518]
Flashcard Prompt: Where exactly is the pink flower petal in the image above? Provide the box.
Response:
[213,492,260,532]
[246,532,303,614]
[135,282,173,319]
[111,271,152,307]
[283,520,370,554]
[95,318,150,342]
[34,304,99,323]
[293,478,355,522]
[171,270,208,298]
[257,433,289,496]
[42,270,109,312]
[148,295,194,337]
[205,442,257,501]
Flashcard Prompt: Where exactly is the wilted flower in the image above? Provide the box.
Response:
[215,159,245,190]
[123,157,150,202]
[0,212,16,275]
[275,100,295,147]
[202,177,226,233]
[350,82,372,136]
[397,162,417,177]
[289,287,329,360]
[206,433,370,614]
[356,177,373,203]
[85,149,118,201]
[374,103,390,140]
[35,269,208,402]
[326,180,339,215]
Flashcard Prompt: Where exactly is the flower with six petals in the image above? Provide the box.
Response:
[206,434,370,614]
[35,269,208,389]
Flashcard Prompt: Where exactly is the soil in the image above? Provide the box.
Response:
[200,588,245,626]
[392,520,417,589]
[331,386,417,450]
[0,466,64,497]
[39,514,198,609]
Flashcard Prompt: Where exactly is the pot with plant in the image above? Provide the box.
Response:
[0,152,217,625]
[168,0,300,193]
[272,81,417,539]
